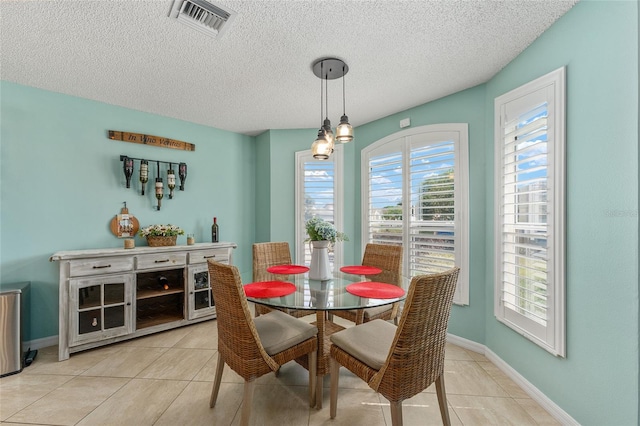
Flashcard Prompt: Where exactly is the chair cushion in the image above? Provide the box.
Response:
[330,319,396,370]
[363,305,392,319]
[254,309,318,355]
[339,305,391,319]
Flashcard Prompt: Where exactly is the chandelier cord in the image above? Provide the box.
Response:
[320,61,323,126]
[325,70,329,120]
[342,65,346,115]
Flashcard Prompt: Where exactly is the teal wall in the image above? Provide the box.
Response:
[254,131,271,242]
[483,1,639,424]
[0,82,257,340]
[0,0,637,423]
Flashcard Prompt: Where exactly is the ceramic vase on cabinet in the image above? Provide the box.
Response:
[309,240,332,280]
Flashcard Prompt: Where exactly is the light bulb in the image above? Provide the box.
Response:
[312,129,331,160]
[336,114,354,143]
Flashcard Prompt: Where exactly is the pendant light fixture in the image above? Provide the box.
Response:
[335,64,354,143]
[311,57,353,159]
[311,60,332,160]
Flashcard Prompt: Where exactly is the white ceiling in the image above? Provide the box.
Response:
[1,0,577,136]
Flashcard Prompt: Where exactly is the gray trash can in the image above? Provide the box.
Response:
[0,282,30,377]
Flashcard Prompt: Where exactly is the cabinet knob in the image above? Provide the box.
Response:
[92,264,111,269]
[204,255,216,259]
[154,259,170,263]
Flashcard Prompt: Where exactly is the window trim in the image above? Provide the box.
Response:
[493,67,566,357]
[361,124,469,305]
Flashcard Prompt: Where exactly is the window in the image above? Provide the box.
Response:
[494,67,566,357]
[295,146,344,267]
[362,124,469,305]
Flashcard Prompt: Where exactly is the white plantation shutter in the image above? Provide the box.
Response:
[295,147,343,267]
[363,125,469,305]
[494,67,565,357]
[409,139,457,279]
[501,108,549,326]
[302,160,334,265]
[366,149,403,245]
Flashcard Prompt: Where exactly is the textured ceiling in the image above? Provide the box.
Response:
[1,0,577,136]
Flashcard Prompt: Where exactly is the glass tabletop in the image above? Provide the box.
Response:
[245,270,408,311]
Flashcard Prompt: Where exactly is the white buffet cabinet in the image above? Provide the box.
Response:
[50,242,236,360]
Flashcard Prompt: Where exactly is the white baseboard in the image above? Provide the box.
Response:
[447,333,578,425]
[446,333,486,354]
[22,335,58,352]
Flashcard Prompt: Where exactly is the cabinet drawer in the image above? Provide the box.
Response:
[188,249,229,264]
[69,257,133,277]
[136,253,186,270]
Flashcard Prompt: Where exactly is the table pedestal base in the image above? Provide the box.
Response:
[295,312,345,409]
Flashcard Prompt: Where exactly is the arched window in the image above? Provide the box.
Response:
[362,124,469,305]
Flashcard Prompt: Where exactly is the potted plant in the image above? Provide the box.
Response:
[139,224,184,247]
[305,217,348,280]
[305,217,348,243]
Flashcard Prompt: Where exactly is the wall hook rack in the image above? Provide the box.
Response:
[120,155,188,210]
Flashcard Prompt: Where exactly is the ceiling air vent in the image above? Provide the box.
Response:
[168,0,236,39]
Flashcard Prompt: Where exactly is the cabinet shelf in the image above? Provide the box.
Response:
[136,312,184,329]
[136,288,184,300]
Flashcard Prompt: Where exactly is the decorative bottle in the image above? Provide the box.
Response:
[211,217,219,243]
[139,160,149,195]
[167,168,176,199]
[155,177,163,210]
[123,156,134,188]
[178,163,187,191]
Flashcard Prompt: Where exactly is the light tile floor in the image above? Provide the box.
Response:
[0,314,560,425]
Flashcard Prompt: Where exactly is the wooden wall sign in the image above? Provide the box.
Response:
[108,130,196,152]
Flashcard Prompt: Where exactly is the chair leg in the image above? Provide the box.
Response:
[435,374,451,426]
[329,357,340,418]
[210,352,225,408]
[316,374,323,409]
[389,400,403,426]
[240,379,256,426]
[308,350,317,407]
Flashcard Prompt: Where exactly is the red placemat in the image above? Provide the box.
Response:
[346,282,405,299]
[244,281,296,298]
[340,265,383,275]
[266,264,310,274]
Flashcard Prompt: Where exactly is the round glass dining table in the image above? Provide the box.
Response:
[245,269,409,409]
[247,271,406,311]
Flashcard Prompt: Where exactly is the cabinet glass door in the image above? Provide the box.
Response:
[187,264,216,319]
[70,275,133,345]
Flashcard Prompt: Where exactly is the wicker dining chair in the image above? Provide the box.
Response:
[252,242,311,318]
[207,260,318,426]
[329,267,460,426]
[332,243,403,325]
